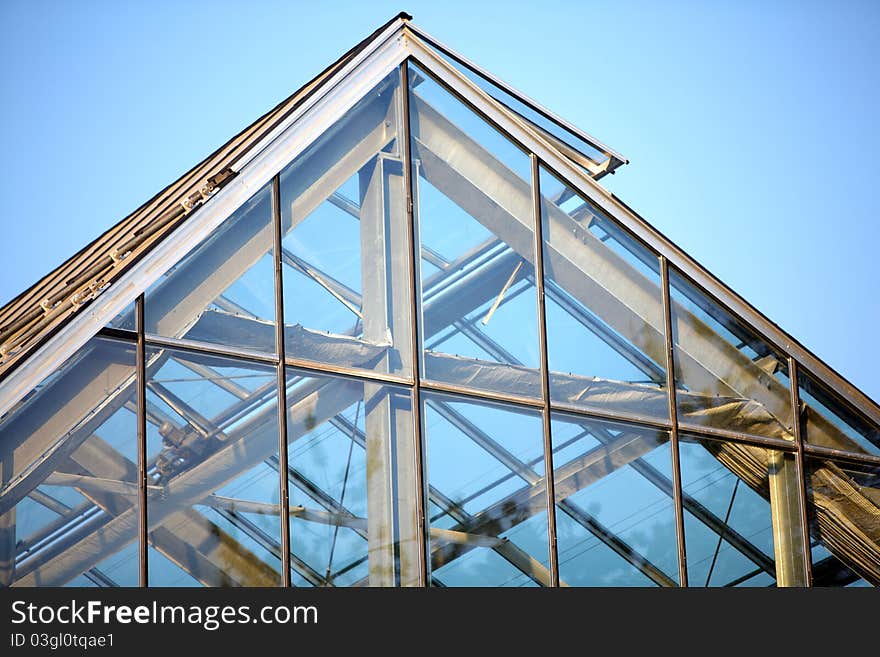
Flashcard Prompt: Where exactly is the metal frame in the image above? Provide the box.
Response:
[135,295,148,587]
[531,154,560,587]
[405,21,628,172]
[660,257,688,586]
[3,16,879,589]
[272,174,292,587]
[400,61,430,586]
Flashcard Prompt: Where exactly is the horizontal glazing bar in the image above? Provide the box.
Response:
[802,443,880,466]
[284,356,414,387]
[144,334,278,365]
[144,331,807,461]
[550,400,673,432]
[679,424,798,452]
[419,378,544,409]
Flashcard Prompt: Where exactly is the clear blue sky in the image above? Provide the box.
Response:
[1,0,877,402]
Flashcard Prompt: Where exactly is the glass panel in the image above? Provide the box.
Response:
[678,434,809,587]
[805,457,878,587]
[107,299,136,331]
[279,68,412,378]
[424,41,613,174]
[550,413,678,586]
[798,368,880,456]
[285,368,417,587]
[409,62,541,400]
[145,346,282,587]
[422,391,548,586]
[539,166,668,422]
[0,336,138,586]
[670,268,793,440]
[144,182,275,354]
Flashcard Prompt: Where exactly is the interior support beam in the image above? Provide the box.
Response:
[768,451,809,586]
[359,144,421,586]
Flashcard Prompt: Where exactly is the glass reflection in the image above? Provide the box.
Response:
[426,44,614,176]
[678,434,807,587]
[798,368,880,457]
[279,68,412,377]
[805,457,878,587]
[145,347,282,587]
[144,183,276,355]
[409,62,541,400]
[670,268,793,440]
[285,368,417,587]
[540,166,668,422]
[0,336,138,587]
[422,391,549,586]
[550,413,678,586]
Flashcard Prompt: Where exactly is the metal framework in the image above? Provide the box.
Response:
[0,14,877,589]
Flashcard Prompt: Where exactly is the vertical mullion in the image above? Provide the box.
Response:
[273,173,292,588]
[660,256,688,587]
[400,60,429,587]
[788,356,814,585]
[530,155,560,587]
[135,294,148,587]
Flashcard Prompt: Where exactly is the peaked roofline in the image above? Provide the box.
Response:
[0,12,408,338]
[0,13,878,435]
[0,13,411,392]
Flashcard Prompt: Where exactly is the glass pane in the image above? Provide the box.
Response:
[285,368,417,587]
[107,299,136,331]
[144,182,275,355]
[422,391,549,586]
[0,336,138,586]
[425,41,613,174]
[805,457,878,587]
[409,62,541,400]
[540,167,668,423]
[550,413,678,586]
[679,435,807,587]
[280,68,412,377]
[670,268,793,440]
[798,368,880,457]
[145,346,282,587]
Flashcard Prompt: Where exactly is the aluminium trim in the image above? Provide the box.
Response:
[271,173,292,587]
[787,357,814,585]
[142,334,279,365]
